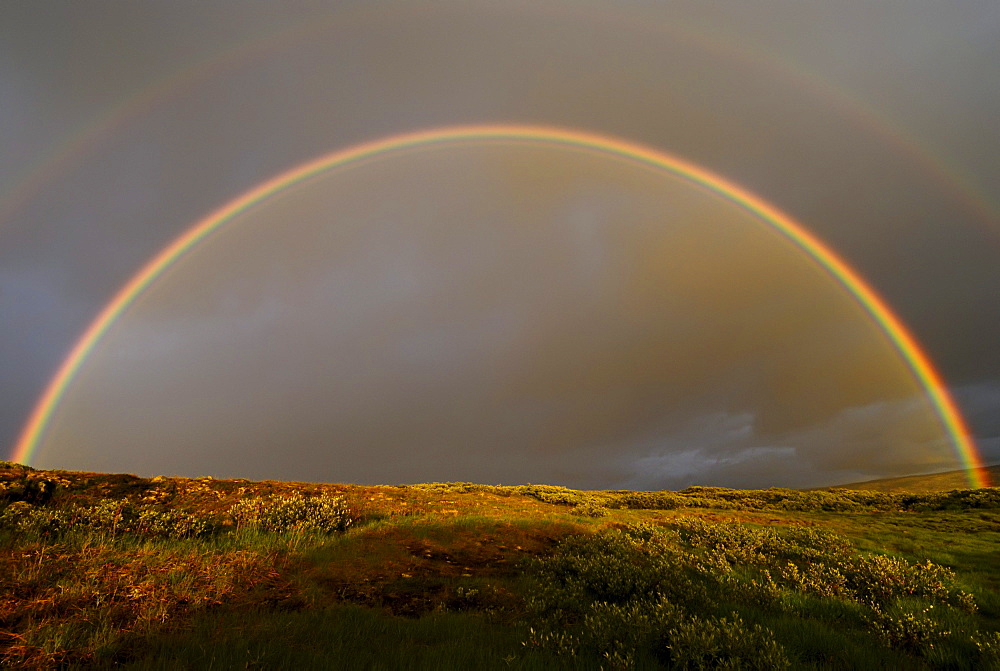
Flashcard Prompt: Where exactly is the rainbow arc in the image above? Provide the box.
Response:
[11,125,987,488]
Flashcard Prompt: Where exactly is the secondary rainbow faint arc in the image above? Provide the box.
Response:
[11,124,988,488]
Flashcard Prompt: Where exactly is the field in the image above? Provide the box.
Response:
[822,465,1000,495]
[1,461,998,669]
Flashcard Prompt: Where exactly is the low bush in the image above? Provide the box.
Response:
[229,493,355,534]
[405,482,501,495]
[972,630,1000,664]
[0,476,57,505]
[523,519,994,668]
[401,480,1000,513]
[570,501,609,518]
[0,499,215,540]
[868,604,953,654]
[611,491,686,510]
[664,614,790,670]
[599,485,1000,513]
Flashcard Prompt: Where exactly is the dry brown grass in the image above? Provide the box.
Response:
[0,538,292,667]
[0,467,592,667]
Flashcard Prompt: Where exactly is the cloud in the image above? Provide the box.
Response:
[612,387,964,491]
[952,381,1000,465]
[5,2,998,489]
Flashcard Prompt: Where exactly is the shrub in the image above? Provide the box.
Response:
[406,482,498,494]
[528,596,685,669]
[528,529,711,616]
[516,485,588,506]
[405,481,1000,513]
[845,555,955,605]
[779,561,850,598]
[229,493,354,534]
[611,491,686,510]
[972,631,1000,664]
[0,499,216,539]
[658,517,974,613]
[1,477,57,504]
[664,614,790,670]
[525,527,793,669]
[570,501,608,518]
[0,500,47,532]
[133,507,215,539]
[868,605,952,654]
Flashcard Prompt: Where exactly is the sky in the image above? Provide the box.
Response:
[1,0,998,490]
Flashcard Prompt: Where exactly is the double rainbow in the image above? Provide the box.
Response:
[11,124,987,487]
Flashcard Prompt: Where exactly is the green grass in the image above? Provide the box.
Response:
[116,605,577,671]
[828,464,1000,493]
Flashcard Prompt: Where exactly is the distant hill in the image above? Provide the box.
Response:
[824,464,999,493]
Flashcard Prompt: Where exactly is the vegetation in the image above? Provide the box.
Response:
[827,465,1000,494]
[0,462,997,668]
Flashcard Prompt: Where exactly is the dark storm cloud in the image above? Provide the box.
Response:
[2,1,998,486]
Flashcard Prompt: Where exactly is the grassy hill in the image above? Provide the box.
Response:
[827,464,1000,494]
[1,461,998,669]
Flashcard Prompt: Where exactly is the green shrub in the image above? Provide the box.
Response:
[525,527,795,668]
[779,561,850,598]
[229,493,355,534]
[589,485,1000,513]
[868,604,952,654]
[971,630,1000,665]
[133,506,215,539]
[769,551,971,611]
[664,614,790,670]
[516,484,588,506]
[76,499,215,539]
[406,482,500,494]
[527,596,685,669]
[663,516,850,567]
[522,517,994,667]
[844,555,955,606]
[528,529,711,616]
[2,493,361,540]
[401,481,1000,513]
[659,516,974,613]
[0,500,50,532]
[1,476,57,504]
[570,501,609,518]
[611,491,686,510]
[0,499,215,539]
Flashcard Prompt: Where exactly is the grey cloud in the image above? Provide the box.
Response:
[4,1,998,486]
[614,391,964,492]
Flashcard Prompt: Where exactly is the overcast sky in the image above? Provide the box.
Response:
[2,1,998,489]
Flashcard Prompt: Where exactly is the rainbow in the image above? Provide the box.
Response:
[10,124,989,488]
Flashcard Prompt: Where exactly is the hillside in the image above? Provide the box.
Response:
[1,462,998,669]
[828,464,1000,493]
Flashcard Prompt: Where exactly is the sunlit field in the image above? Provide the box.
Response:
[2,462,997,669]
